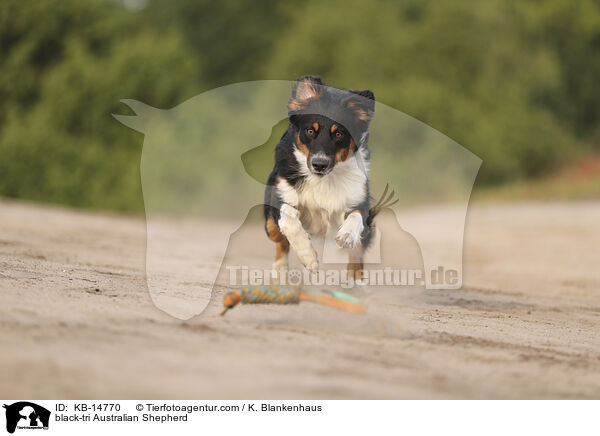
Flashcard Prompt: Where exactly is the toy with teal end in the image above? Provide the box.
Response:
[331,290,363,304]
[219,285,367,316]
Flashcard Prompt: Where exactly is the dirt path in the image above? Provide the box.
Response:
[1,199,599,399]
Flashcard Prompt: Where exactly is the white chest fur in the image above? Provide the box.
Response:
[277,149,368,236]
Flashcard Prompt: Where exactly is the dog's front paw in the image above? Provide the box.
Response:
[336,212,364,249]
[306,259,319,272]
[298,248,319,272]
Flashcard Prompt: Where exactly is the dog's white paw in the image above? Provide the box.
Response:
[298,250,319,272]
[306,260,319,272]
[336,212,364,249]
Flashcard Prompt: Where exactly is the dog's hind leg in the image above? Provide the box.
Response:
[266,216,290,278]
[348,215,374,282]
[348,247,364,281]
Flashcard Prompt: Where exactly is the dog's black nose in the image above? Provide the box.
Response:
[311,156,330,173]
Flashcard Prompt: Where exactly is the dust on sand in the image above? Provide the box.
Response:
[1,199,599,398]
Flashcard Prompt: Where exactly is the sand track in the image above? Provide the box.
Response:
[1,199,599,398]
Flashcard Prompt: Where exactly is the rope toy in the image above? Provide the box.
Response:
[219,285,366,316]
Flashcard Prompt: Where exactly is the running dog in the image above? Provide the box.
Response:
[264,75,390,279]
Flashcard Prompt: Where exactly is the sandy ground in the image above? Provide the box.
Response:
[1,198,599,399]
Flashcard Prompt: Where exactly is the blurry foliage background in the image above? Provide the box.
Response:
[1,0,599,212]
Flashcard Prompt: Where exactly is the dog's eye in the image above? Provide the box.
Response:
[334,131,343,139]
[305,128,315,136]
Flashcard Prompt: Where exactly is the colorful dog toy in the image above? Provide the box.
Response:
[219,285,366,316]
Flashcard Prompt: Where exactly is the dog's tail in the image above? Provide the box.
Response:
[367,183,398,226]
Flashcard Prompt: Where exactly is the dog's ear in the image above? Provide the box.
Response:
[344,89,375,122]
[288,75,323,112]
[350,89,375,102]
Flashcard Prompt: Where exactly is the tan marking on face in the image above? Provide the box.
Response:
[312,122,319,132]
[335,138,356,162]
[295,132,309,156]
[330,124,338,133]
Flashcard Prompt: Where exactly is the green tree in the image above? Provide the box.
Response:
[0,0,201,211]
[264,0,582,183]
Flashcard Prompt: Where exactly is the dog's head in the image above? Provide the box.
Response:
[287,75,375,176]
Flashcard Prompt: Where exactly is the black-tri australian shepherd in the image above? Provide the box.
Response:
[264,75,381,280]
